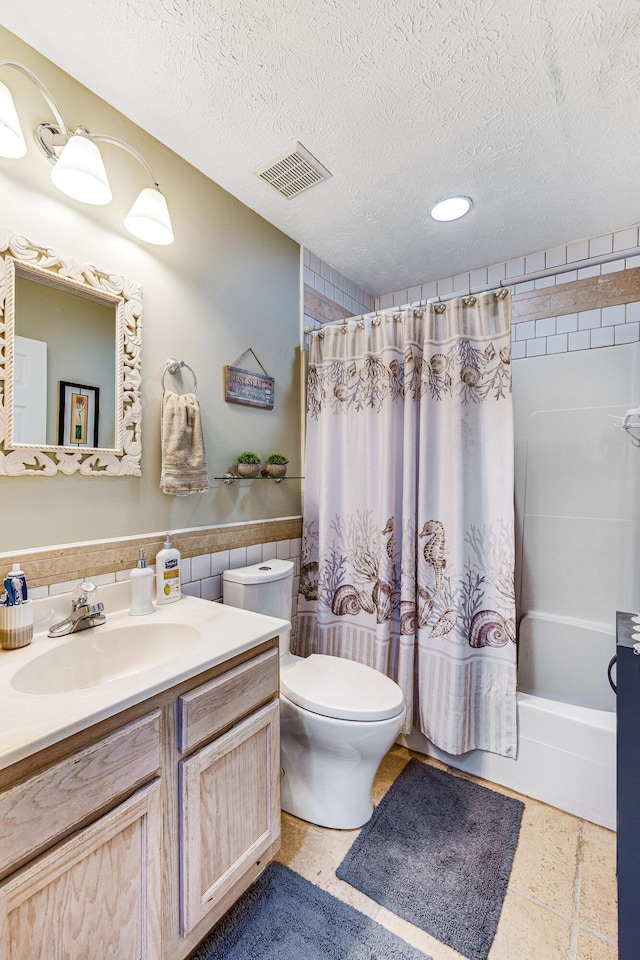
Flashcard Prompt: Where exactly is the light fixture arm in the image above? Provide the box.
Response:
[89,133,160,188]
[0,59,69,137]
[0,59,174,244]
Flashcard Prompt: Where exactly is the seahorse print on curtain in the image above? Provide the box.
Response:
[298,292,516,758]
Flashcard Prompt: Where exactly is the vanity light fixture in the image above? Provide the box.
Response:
[430,195,473,222]
[0,60,174,245]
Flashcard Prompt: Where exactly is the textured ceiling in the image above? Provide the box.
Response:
[3,0,640,295]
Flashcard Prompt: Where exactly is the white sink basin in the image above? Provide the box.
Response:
[11,622,201,695]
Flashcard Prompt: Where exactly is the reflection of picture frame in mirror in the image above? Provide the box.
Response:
[58,381,100,448]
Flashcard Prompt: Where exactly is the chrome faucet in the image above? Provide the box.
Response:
[48,581,106,638]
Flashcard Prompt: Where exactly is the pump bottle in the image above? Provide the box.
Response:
[155,534,182,605]
[129,548,155,616]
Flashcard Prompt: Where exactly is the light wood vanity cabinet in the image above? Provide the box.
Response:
[0,781,163,960]
[0,712,163,960]
[0,638,280,960]
[179,699,280,934]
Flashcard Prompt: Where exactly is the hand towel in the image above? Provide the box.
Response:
[160,391,209,496]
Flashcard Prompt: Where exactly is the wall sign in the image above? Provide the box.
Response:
[224,348,274,409]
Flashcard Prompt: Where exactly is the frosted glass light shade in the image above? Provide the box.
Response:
[50,134,112,205]
[0,81,27,158]
[430,196,473,222]
[124,187,174,245]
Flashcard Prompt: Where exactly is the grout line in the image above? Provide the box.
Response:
[507,886,573,922]
[574,922,617,947]
[567,820,585,959]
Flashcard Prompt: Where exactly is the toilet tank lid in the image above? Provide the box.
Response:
[223,558,294,584]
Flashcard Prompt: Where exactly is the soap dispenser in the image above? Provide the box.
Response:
[129,548,155,616]
[155,533,182,605]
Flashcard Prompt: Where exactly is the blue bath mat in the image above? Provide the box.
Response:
[336,759,524,960]
[190,861,431,959]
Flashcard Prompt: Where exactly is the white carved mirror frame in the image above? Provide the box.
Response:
[0,230,142,476]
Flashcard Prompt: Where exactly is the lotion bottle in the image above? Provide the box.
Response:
[155,533,182,604]
[129,548,155,616]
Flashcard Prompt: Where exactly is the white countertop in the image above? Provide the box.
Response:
[0,582,287,772]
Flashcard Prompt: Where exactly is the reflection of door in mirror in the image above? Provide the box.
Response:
[13,273,116,449]
[13,336,47,445]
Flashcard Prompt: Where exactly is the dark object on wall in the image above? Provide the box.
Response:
[616,611,640,960]
[224,348,274,409]
[58,381,100,447]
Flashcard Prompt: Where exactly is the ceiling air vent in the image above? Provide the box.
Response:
[254,142,331,199]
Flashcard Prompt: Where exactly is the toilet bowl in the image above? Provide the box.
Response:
[222,559,406,829]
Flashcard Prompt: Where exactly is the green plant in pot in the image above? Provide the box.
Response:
[264,453,288,478]
[236,451,262,478]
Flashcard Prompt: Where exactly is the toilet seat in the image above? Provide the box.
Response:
[280,654,405,722]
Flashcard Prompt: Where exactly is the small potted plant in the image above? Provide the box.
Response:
[236,451,262,478]
[264,453,288,478]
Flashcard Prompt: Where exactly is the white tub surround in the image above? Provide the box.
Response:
[518,613,616,712]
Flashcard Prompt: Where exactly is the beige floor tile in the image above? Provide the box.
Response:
[277,811,315,865]
[488,890,572,960]
[508,799,580,916]
[376,906,464,960]
[575,928,617,960]
[319,875,383,920]
[372,745,411,803]
[277,813,358,875]
[276,812,378,911]
[578,822,617,940]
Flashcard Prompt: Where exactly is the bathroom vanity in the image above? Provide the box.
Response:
[0,590,285,960]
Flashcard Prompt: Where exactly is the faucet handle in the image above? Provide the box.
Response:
[72,580,97,609]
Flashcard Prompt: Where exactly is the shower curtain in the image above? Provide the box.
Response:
[296,291,517,758]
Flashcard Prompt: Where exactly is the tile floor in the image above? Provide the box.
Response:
[276,745,617,960]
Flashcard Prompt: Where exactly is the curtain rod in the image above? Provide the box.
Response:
[303,245,640,335]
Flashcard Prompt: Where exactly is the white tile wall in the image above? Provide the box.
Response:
[28,539,303,637]
[303,248,374,319]
[181,538,304,635]
[374,223,640,358]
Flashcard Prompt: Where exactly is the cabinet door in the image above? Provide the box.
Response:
[0,780,162,960]
[179,699,280,934]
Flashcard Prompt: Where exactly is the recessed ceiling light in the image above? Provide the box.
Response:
[430,196,473,222]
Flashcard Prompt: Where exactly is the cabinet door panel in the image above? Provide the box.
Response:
[179,700,280,934]
[0,710,161,876]
[0,780,162,960]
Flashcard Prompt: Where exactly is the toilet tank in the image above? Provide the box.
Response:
[222,559,294,622]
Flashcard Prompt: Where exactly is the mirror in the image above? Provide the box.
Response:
[0,230,142,477]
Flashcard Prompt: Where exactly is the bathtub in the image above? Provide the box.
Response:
[401,613,617,829]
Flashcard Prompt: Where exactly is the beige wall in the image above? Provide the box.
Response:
[0,27,302,552]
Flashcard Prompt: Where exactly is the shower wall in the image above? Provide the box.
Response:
[514,342,640,657]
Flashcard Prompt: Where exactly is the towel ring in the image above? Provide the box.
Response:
[162,358,198,393]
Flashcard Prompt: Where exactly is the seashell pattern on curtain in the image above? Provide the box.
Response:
[297,292,517,758]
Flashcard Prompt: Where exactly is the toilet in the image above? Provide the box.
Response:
[222,559,406,829]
